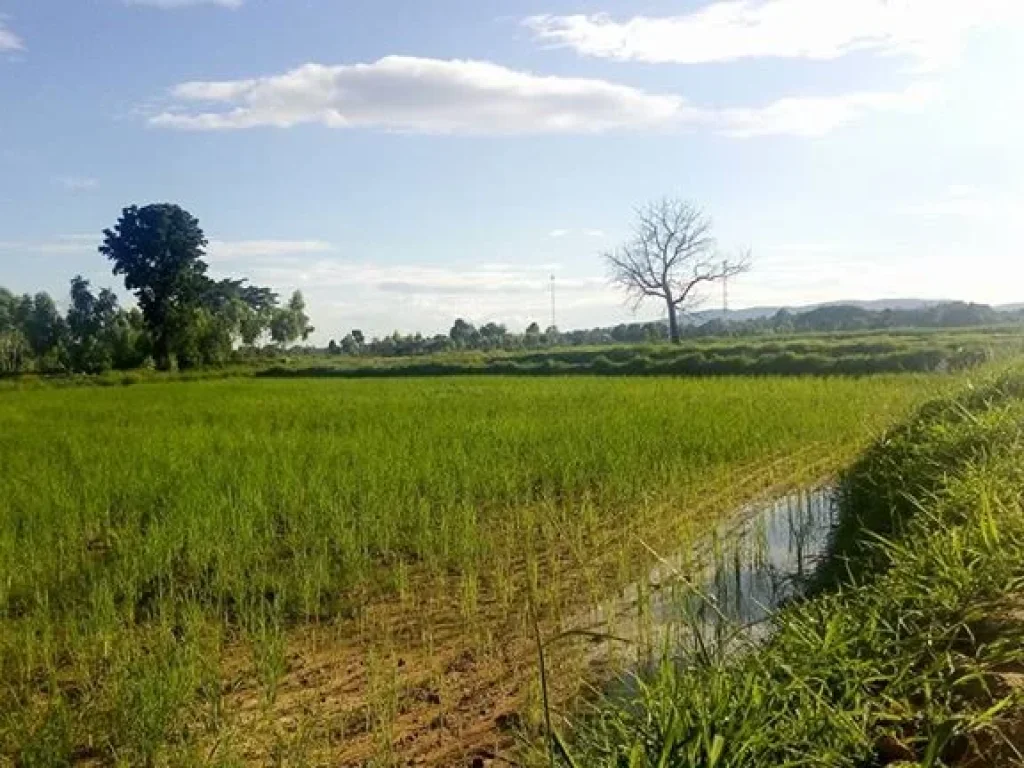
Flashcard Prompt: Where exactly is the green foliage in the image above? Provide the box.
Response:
[2,203,284,376]
[0,330,31,375]
[0,375,932,762]
[269,290,313,346]
[559,369,1024,767]
[100,203,211,369]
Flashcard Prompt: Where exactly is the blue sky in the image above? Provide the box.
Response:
[1,0,1023,340]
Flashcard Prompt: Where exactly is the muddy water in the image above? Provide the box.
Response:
[570,485,839,672]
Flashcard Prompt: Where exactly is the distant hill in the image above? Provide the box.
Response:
[689,298,1021,324]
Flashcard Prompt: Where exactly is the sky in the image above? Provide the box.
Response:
[1,0,1023,341]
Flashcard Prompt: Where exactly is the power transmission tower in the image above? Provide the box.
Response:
[550,274,557,329]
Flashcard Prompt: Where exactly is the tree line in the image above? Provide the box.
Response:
[1,204,312,375]
[324,319,669,358]
[320,301,1018,360]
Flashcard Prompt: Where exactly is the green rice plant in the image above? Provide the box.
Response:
[552,367,1024,767]
[0,373,950,762]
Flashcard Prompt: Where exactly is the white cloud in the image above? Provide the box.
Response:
[124,0,242,8]
[0,19,24,52]
[584,229,607,238]
[548,229,570,238]
[525,0,1024,70]
[149,56,686,134]
[716,82,937,137]
[57,176,99,192]
[148,55,930,138]
[206,239,334,262]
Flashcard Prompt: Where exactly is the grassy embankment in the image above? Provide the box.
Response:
[0,374,942,765]
[261,328,1024,379]
[554,368,1024,767]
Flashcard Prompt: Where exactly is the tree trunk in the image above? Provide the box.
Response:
[153,331,172,371]
[667,302,681,344]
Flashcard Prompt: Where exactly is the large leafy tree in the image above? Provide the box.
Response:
[100,204,210,369]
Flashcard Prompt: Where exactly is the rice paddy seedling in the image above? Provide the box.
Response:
[0,373,949,763]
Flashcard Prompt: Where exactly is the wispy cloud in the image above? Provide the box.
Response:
[524,0,1024,70]
[238,256,619,337]
[717,82,937,137]
[0,234,97,255]
[206,239,334,262]
[252,259,604,296]
[57,176,99,192]
[548,229,570,238]
[0,236,336,262]
[149,56,684,134]
[124,0,242,9]
[0,18,24,52]
[149,55,930,138]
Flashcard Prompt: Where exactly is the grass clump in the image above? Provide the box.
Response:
[554,368,1024,767]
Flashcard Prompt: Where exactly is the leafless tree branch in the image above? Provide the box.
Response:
[604,199,752,342]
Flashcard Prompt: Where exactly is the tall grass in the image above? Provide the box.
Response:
[0,375,938,763]
[554,368,1024,767]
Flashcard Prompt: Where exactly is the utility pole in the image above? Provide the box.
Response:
[550,274,557,329]
[722,259,730,316]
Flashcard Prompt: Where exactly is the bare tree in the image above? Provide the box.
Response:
[605,198,751,344]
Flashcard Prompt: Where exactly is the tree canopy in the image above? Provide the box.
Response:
[100,204,211,368]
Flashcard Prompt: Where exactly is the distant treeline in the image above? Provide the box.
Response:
[325,301,1022,358]
[0,280,313,376]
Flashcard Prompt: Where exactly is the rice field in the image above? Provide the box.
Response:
[0,374,949,765]
[556,367,1024,767]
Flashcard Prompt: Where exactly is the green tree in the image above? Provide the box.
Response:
[270,291,314,347]
[449,318,478,348]
[66,276,121,373]
[0,330,30,374]
[23,292,66,361]
[100,204,210,369]
[0,288,15,332]
[340,333,360,355]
